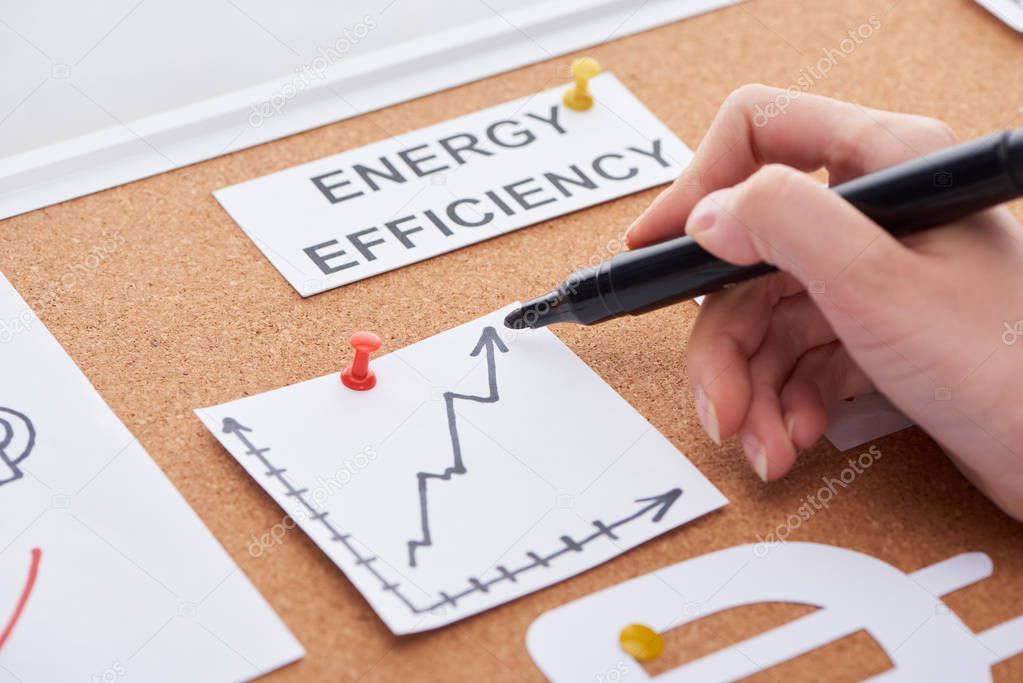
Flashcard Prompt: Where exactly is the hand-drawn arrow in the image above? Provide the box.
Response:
[407,325,509,567]
[426,487,684,610]
[221,416,427,615]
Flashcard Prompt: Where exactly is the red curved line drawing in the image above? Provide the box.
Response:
[0,547,42,651]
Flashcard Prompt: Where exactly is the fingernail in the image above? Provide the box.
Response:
[624,220,640,247]
[785,413,796,441]
[625,188,670,246]
[693,386,721,445]
[741,432,769,483]
[686,188,732,237]
[754,450,769,483]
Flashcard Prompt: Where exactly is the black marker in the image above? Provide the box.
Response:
[504,129,1023,329]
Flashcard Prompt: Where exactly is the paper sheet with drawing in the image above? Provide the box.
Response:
[196,307,727,634]
[214,73,693,296]
[0,274,302,682]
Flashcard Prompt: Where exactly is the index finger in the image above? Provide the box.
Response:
[626,84,957,248]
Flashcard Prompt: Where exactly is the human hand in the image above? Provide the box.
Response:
[627,85,1023,521]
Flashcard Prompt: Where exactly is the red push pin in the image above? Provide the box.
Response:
[341,331,381,391]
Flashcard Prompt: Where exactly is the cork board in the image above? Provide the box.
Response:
[2,0,1021,680]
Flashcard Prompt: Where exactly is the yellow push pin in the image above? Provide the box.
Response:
[562,57,601,111]
[618,622,664,661]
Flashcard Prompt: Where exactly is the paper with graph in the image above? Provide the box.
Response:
[0,274,302,682]
[196,306,727,633]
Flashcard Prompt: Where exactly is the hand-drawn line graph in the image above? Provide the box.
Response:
[0,547,42,651]
[0,407,35,488]
[221,325,684,616]
[407,325,508,568]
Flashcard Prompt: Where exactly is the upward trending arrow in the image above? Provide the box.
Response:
[468,326,507,403]
[407,325,510,568]
[470,326,509,357]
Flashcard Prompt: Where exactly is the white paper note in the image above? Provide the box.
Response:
[195,306,727,633]
[974,0,1023,31]
[823,392,914,451]
[214,73,693,296]
[0,274,303,682]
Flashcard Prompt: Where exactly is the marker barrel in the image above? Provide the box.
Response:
[600,129,1023,316]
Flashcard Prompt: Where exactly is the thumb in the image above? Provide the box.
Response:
[685,164,914,315]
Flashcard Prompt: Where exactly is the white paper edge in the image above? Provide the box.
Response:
[0,0,743,220]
